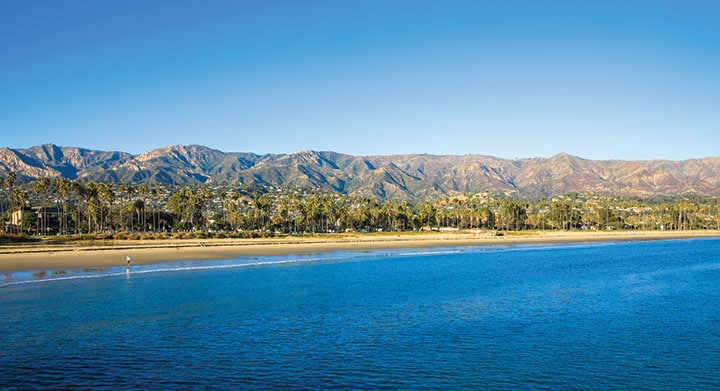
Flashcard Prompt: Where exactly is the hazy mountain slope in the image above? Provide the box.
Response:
[1,144,719,199]
[23,144,133,179]
[0,147,61,180]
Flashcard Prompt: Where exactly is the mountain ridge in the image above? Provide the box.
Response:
[1,144,719,199]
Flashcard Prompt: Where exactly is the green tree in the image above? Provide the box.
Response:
[5,172,17,233]
[138,184,149,232]
[53,178,72,234]
[167,188,194,231]
[417,201,437,230]
[499,200,527,231]
[97,182,115,232]
[549,201,582,230]
[166,187,212,231]
[12,189,29,233]
[254,193,273,231]
[33,177,52,235]
[597,207,623,230]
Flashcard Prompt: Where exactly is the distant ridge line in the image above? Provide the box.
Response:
[1,144,719,199]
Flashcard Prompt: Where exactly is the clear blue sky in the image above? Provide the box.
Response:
[1,0,718,160]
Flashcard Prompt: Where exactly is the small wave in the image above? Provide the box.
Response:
[0,271,129,287]
[396,249,463,257]
[0,240,652,288]
[0,253,377,288]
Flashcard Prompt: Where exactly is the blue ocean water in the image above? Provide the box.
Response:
[1,238,720,389]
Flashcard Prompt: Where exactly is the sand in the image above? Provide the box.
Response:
[1,230,719,272]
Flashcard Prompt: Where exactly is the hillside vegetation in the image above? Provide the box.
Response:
[1,144,719,200]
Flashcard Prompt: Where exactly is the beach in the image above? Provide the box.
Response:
[1,230,719,273]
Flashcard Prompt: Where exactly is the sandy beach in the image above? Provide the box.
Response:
[1,230,719,273]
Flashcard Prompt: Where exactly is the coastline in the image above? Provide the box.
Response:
[1,230,719,273]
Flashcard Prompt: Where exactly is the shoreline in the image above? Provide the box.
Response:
[1,230,719,273]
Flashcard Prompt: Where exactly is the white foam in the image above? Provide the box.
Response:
[0,254,369,288]
[0,240,652,288]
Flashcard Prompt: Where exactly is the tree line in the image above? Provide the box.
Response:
[2,174,719,237]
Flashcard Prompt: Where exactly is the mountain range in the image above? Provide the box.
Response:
[1,144,719,199]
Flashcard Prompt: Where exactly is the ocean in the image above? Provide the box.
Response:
[1,238,719,389]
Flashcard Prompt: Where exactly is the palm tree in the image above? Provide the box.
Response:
[138,184,149,232]
[416,200,436,230]
[166,188,189,231]
[5,172,17,233]
[33,177,51,235]
[124,184,136,231]
[222,194,240,232]
[252,193,272,232]
[276,195,295,233]
[333,198,349,232]
[197,186,212,230]
[133,199,145,232]
[479,206,494,230]
[166,186,211,231]
[144,185,164,232]
[53,178,72,235]
[97,183,115,232]
[74,181,100,233]
[12,189,29,233]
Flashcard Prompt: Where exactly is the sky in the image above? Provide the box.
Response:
[1,0,719,160]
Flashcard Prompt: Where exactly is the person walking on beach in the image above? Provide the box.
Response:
[126,255,131,268]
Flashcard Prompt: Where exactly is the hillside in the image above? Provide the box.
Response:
[2,144,719,199]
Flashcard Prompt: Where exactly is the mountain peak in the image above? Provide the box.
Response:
[549,152,581,160]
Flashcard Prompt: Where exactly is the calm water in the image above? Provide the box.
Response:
[1,239,720,389]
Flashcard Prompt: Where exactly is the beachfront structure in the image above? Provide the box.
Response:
[7,206,61,235]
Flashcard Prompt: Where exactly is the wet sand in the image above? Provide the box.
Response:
[1,230,719,272]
